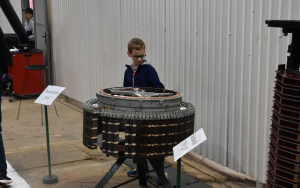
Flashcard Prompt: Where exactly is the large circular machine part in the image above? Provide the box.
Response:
[95,87,195,158]
[96,87,182,110]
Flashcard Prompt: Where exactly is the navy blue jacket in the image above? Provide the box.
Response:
[123,62,164,89]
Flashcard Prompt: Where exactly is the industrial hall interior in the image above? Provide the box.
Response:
[0,0,299,188]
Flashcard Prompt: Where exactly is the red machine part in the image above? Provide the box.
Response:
[7,51,44,95]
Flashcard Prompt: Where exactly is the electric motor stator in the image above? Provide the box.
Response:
[83,87,195,158]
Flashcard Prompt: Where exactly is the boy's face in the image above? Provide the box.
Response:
[127,49,146,67]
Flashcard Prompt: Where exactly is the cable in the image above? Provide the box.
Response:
[54,99,83,114]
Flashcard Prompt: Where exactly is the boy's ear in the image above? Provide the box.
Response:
[127,51,131,57]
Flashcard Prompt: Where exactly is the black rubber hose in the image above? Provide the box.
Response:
[0,0,29,46]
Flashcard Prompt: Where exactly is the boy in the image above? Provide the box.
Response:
[123,38,164,88]
[123,38,167,184]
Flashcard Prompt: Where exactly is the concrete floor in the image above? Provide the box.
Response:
[0,95,256,188]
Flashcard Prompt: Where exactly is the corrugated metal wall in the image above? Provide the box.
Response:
[49,0,300,183]
[0,0,22,33]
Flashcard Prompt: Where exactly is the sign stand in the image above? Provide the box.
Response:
[176,158,181,188]
[42,105,58,184]
[173,128,207,188]
[35,85,65,184]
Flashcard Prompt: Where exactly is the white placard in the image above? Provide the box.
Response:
[173,128,207,161]
[34,85,65,106]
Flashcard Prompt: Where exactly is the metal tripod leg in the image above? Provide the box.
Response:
[16,70,28,119]
[95,157,126,188]
[53,101,58,116]
[149,158,172,188]
[137,159,148,186]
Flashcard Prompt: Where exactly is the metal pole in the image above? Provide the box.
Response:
[176,158,181,188]
[43,105,58,184]
[45,105,51,175]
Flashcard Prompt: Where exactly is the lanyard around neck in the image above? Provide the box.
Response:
[132,65,139,87]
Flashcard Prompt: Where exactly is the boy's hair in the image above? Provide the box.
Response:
[128,38,146,53]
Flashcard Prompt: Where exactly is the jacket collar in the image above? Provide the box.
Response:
[126,60,149,71]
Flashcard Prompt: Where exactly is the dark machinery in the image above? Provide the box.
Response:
[0,0,45,98]
[266,20,300,188]
[83,87,195,187]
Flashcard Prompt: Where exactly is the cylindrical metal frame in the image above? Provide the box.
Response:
[83,87,195,158]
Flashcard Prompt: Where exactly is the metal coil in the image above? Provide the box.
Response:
[83,98,100,149]
[267,69,300,188]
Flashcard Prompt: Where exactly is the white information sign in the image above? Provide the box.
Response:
[173,128,207,161]
[34,85,65,106]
